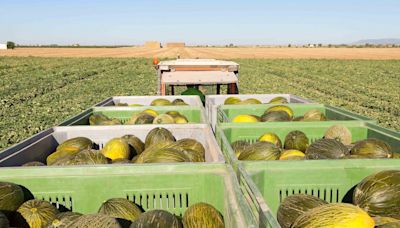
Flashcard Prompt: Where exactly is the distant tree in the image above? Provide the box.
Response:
[318,43,322,47]
[328,44,332,48]
[6,41,15,49]
[229,43,234,47]
[288,44,292,47]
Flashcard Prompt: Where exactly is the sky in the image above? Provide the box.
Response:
[0,0,399,45]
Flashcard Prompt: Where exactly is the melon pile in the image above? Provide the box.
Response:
[23,127,206,167]
[232,105,327,123]
[277,170,400,228]
[115,98,189,106]
[224,96,288,105]
[232,124,396,161]
[89,109,189,125]
[0,181,224,228]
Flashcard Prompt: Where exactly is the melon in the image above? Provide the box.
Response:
[142,148,191,163]
[89,113,110,125]
[268,96,288,104]
[183,203,224,228]
[169,138,205,157]
[98,198,142,222]
[172,98,188,106]
[153,114,175,124]
[22,161,46,167]
[0,212,9,228]
[279,150,305,160]
[47,149,81,166]
[377,221,400,227]
[181,149,205,162]
[258,132,282,148]
[174,114,189,124]
[231,140,250,158]
[17,199,59,228]
[265,105,294,118]
[142,109,159,118]
[224,97,241,105]
[0,181,24,212]
[111,158,131,164]
[47,212,82,228]
[292,203,374,228]
[56,137,93,153]
[134,113,154,124]
[115,103,128,106]
[284,131,309,152]
[277,194,328,228]
[303,109,327,121]
[70,214,121,228]
[261,111,291,122]
[101,138,130,161]
[66,149,109,166]
[350,138,392,158]
[373,217,400,226]
[238,141,281,161]
[151,98,172,106]
[130,210,181,228]
[145,127,175,148]
[324,124,352,145]
[305,138,349,159]
[232,114,259,123]
[353,170,400,219]
[241,98,262,104]
[121,135,145,156]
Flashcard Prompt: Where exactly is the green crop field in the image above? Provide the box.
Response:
[0,57,399,150]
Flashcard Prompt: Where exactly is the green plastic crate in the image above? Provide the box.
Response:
[217,103,375,125]
[216,121,400,170]
[0,164,258,228]
[59,106,207,126]
[238,162,400,227]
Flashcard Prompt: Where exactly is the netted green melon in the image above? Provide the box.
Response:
[145,127,175,148]
[22,161,45,166]
[350,138,393,158]
[56,137,93,153]
[373,217,400,227]
[121,135,145,156]
[238,141,281,161]
[291,203,374,228]
[224,97,241,105]
[265,105,294,118]
[353,170,400,219]
[305,138,349,159]
[231,140,250,158]
[183,202,224,228]
[303,109,327,121]
[142,148,191,163]
[268,96,289,104]
[172,98,188,105]
[130,210,181,228]
[151,98,172,106]
[153,114,175,124]
[101,138,130,161]
[70,214,121,228]
[258,132,282,148]
[261,111,291,122]
[17,199,59,228]
[0,181,24,212]
[324,125,352,145]
[98,198,142,222]
[284,131,309,152]
[47,212,82,228]
[0,212,9,228]
[169,138,205,157]
[277,194,328,228]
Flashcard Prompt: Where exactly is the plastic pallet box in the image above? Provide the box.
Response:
[217,103,376,127]
[216,121,399,170]
[0,164,258,228]
[238,161,400,228]
[205,94,313,131]
[96,95,203,107]
[59,106,208,126]
[0,124,224,167]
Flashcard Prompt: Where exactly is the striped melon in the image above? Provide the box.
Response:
[353,170,400,219]
[70,214,121,228]
[0,181,24,212]
[47,212,82,228]
[292,203,374,228]
[183,203,224,228]
[17,199,59,228]
[121,135,145,156]
[144,127,175,148]
[129,210,181,228]
[238,141,281,161]
[284,131,309,152]
[56,137,93,153]
[0,211,9,228]
[277,194,328,228]
[306,138,349,159]
[231,140,250,158]
[22,161,46,167]
[350,138,393,158]
[142,148,191,163]
[169,138,205,157]
[98,198,142,222]
[373,216,400,226]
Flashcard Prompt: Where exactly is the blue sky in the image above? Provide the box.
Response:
[1,0,399,45]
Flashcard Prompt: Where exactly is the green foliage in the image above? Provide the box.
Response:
[0,57,399,151]
[6,41,15,49]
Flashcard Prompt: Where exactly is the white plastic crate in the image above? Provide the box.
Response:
[96,95,203,107]
[0,124,224,167]
[205,94,313,131]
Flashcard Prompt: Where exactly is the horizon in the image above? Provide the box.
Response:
[1,0,400,45]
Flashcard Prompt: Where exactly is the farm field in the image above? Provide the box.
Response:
[0,57,399,150]
[1,47,400,59]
